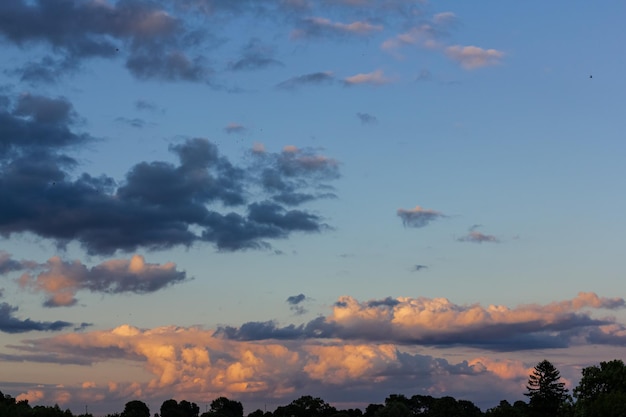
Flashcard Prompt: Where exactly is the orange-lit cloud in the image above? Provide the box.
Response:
[17,255,187,307]
[219,293,626,350]
[343,70,391,86]
[7,292,626,413]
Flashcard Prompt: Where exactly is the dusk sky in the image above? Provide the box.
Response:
[1,0,625,415]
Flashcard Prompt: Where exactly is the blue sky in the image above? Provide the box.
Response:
[0,0,625,415]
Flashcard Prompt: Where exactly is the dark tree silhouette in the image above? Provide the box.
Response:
[203,397,244,417]
[273,395,336,417]
[573,359,626,417]
[524,360,569,416]
[121,400,150,417]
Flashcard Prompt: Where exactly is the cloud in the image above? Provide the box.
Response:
[0,251,29,275]
[3,323,526,411]
[287,294,307,305]
[17,255,188,307]
[250,145,339,207]
[0,93,341,254]
[228,38,282,71]
[287,293,309,315]
[126,50,211,82]
[275,72,335,90]
[381,25,441,52]
[0,302,73,333]
[445,45,504,69]
[343,70,391,86]
[217,292,626,350]
[356,112,377,125]
[457,226,499,244]
[135,99,163,113]
[115,117,146,128]
[225,123,247,134]
[397,206,446,228]
[6,293,626,412]
[292,17,383,39]
[0,0,215,83]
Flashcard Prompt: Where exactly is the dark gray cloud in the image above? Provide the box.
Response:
[251,145,339,207]
[0,92,340,255]
[457,225,499,243]
[0,302,73,333]
[228,38,282,71]
[275,72,335,90]
[287,293,306,305]
[0,93,88,157]
[18,255,188,307]
[356,112,377,125]
[397,206,446,228]
[216,293,626,351]
[0,0,211,83]
[287,293,308,315]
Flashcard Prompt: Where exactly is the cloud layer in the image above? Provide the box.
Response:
[218,292,626,350]
[5,292,625,412]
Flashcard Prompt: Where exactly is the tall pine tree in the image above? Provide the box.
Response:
[525,360,569,416]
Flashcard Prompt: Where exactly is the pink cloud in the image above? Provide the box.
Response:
[343,70,391,86]
[445,45,504,69]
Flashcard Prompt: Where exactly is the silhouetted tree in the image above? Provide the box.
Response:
[202,397,243,417]
[273,396,336,417]
[573,359,626,417]
[524,360,569,417]
[161,399,181,417]
[121,400,150,417]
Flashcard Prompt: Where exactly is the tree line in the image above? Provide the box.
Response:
[1,359,624,417]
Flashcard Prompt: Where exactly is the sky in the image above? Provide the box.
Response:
[0,0,625,415]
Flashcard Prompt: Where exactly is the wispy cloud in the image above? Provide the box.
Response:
[457,225,499,243]
[228,38,283,71]
[343,70,391,86]
[224,123,247,134]
[397,206,446,228]
[275,72,335,90]
[292,17,383,39]
[445,45,504,69]
[356,112,377,125]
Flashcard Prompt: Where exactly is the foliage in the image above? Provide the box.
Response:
[573,359,626,417]
[121,400,151,417]
[161,399,200,417]
[202,396,244,417]
[524,359,569,416]
[273,395,336,417]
